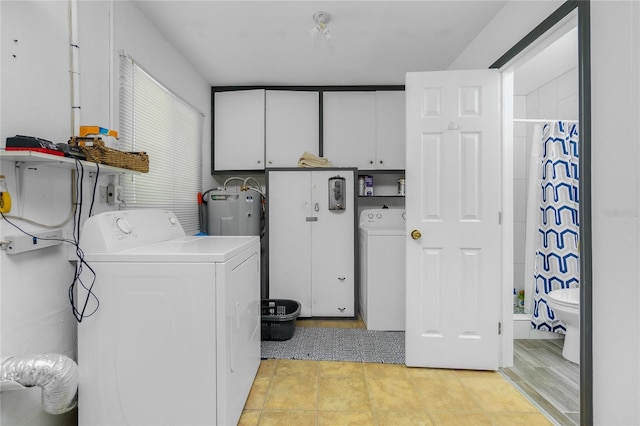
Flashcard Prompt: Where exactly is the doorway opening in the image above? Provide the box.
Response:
[495,1,590,425]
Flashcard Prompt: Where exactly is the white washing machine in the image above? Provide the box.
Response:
[359,208,406,331]
[76,209,260,426]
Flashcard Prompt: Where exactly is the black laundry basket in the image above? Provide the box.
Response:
[261,299,301,341]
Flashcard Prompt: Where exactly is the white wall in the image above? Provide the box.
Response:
[591,1,640,424]
[1,3,81,425]
[0,1,211,425]
[454,1,640,424]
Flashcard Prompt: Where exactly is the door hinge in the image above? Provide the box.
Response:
[498,322,502,335]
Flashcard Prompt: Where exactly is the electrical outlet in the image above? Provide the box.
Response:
[107,184,121,204]
[99,186,108,203]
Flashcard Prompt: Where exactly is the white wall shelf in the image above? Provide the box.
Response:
[0,150,141,175]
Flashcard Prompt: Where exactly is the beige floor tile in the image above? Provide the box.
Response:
[250,324,554,424]
[375,410,435,425]
[244,376,271,410]
[319,360,365,377]
[274,359,319,377]
[459,377,538,412]
[263,376,318,410]
[488,412,554,425]
[412,377,483,412]
[367,378,425,411]
[258,410,317,426]
[238,409,261,426]
[454,369,502,379]
[256,359,277,377]
[429,412,493,425]
[318,410,376,425]
[406,367,458,379]
[318,376,371,411]
[364,362,410,379]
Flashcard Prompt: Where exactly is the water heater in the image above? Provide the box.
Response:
[206,189,262,236]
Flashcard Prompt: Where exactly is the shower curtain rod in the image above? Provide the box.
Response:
[513,118,579,123]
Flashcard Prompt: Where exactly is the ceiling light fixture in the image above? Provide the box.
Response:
[310,11,332,40]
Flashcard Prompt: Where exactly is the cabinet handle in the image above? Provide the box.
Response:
[338,307,346,312]
[268,160,273,164]
[379,160,383,164]
[369,160,374,164]
[257,160,261,164]
[314,203,319,212]
[338,277,346,282]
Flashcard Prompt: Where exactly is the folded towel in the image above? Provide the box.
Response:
[297,151,332,168]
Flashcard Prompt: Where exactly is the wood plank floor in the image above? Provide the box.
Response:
[501,339,580,426]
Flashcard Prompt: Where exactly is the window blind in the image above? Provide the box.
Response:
[118,54,203,234]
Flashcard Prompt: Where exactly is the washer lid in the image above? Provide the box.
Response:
[84,235,259,262]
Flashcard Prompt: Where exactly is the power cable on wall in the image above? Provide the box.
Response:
[0,160,101,322]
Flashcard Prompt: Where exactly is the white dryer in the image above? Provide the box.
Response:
[76,209,260,426]
[359,208,406,331]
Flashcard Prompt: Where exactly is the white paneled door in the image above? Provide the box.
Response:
[405,70,502,370]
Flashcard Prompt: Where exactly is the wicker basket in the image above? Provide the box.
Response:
[70,137,149,173]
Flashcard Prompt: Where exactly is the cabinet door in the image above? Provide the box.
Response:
[375,91,406,170]
[323,92,376,169]
[214,89,265,171]
[310,170,355,316]
[265,91,319,167]
[267,171,313,317]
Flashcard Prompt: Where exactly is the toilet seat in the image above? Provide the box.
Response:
[547,288,579,308]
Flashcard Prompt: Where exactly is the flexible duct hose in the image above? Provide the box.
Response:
[1,354,78,414]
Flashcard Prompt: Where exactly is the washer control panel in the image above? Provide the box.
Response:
[80,209,186,253]
[359,209,406,228]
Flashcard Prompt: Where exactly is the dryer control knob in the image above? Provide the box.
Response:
[115,217,133,234]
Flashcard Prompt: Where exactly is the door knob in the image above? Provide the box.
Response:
[411,230,422,240]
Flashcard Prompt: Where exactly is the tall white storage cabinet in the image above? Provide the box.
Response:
[267,169,356,317]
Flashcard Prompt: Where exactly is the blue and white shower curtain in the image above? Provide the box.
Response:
[531,121,580,333]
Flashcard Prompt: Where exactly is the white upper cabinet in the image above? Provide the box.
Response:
[214,89,265,171]
[375,91,405,170]
[323,91,377,170]
[213,88,404,172]
[323,91,405,170]
[265,90,319,167]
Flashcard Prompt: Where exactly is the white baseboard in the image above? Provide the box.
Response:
[514,313,564,340]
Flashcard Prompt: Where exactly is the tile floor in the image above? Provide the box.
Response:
[501,339,580,426]
[240,318,554,425]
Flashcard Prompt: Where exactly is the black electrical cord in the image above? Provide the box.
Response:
[0,159,102,322]
[67,159,100,322]
[0,207,99,322]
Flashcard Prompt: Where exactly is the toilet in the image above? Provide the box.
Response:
[547,287,580,364]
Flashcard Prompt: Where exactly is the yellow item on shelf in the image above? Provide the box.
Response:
[0,175,11,214]
[79,126,118,139]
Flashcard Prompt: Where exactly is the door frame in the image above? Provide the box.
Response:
[491,1,592,424]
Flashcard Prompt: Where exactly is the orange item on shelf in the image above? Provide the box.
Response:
[79,126,118,139]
